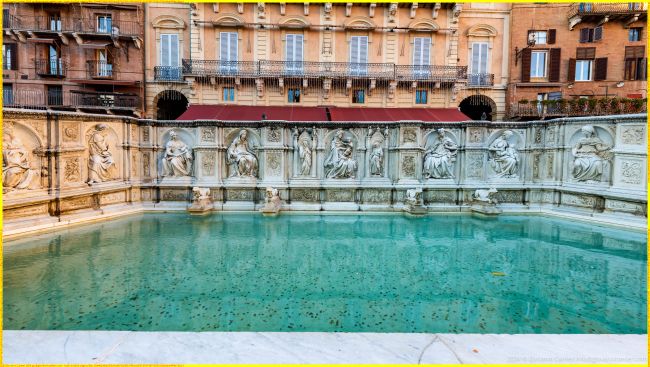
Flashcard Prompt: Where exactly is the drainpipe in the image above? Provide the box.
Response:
[142,4,147,117]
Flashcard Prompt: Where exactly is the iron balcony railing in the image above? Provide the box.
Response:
[2,88,140,110]
[568,3,647,18]
[72,17,142,36]
[154,66,183,81]
[4,16,141,36]
[86,60,114,79]
[467,73,494,87]
[180,59,468,82]
[3,13,22,29]
[509,100,647,118]
[35,59,68,77]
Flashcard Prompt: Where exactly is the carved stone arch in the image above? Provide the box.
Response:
[4,120,44,148]
[487,128,523,148]
[152,15,186,29]
[343,16,376,30]
[568,125,613,147]
[160,127,195,148]
[225,128,261,149]
[153,89,190,120]
[214,13,245,27]
[466,24,498,38]
[407,19,440,32]
[423,128,460,148]
[278,15,311,29]
[324,128,360,149]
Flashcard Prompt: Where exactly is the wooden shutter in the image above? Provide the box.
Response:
[521,48,531,82]
[625,46,645,59]
[220,32,238,62]
[637,58,647,80]
[567,58,576,82]
[548,29,556,44]
[9,44,18,70]
[549,48,561,82]
[594,26,603,41]
[579,28,589,43]
[594,58,607,81]
[576,47,596,59]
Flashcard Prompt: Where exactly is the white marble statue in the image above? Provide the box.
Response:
[2,124,39,192]
[298,130,314,176]
[488,130,519,178]
[405,187,423,206]
[188,187,213,214]
[260,186,282,214]
[369,141,384,176]
[324,130,358,179]
[87,124,116,184]
[227,130,258,177]
[423,128,458,179]
[162,131,193,177]
[571,125,612,182]
[473,188,498,204]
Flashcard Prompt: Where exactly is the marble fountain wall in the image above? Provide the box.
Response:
[2,109,647,237]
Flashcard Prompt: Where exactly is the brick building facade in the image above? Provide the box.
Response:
[2,3,144,116]
[507,2,647,119]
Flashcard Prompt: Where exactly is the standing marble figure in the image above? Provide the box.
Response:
[324,130,358,179]
[227,130,258,177]
[2,125,39,192]
[298,131,313,176]
[488,130,519,178]
[369,141,384,176]
[571,125,611,182]
[162,131,193,177]
[423,128,458,179]
[87,124,116,184]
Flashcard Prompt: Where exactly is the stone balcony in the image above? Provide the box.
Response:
[178,59,467,84]
[568,3,647,30]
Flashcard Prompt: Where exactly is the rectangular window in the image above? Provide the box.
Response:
[580,27,603,43]
[530,51,547,78]
[3,83,13,105]
[288,88,301,103]
[624,46,646,80]
[531,31,547,44]
[2,43,17,70]
[223,87,235,101]
[537,93,547,114]
[575,59,593,81]
[415,90,427,104]
[160,34,179,66]
[96,49,112,77]
[49,13,61,31]
[97,15,112,33]
[285,34,304,75]
[578,3,592,12]
[413,37,431,77]
[47,85,63,106]
[629,28,642,42]
[48,45,63,75]
[352,89,365,104]
[220,32,238,75]
[349,36,368,76]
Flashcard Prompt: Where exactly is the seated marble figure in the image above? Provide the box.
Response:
[227,130,258,177]
[324,130,358,179]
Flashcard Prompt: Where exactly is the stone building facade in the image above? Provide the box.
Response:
[507,2,647,119]
[2,3,144,115]
[145,2,511,121]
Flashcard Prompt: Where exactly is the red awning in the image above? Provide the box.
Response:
[328,107,469,122]
[176,105,469,122]
[177,105,328,121]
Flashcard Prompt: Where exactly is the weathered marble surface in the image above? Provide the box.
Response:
[3,331,646,364]
[2,110,647,237]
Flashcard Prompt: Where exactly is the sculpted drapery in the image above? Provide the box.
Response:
[423,129,458,179]
[488,130,519,178]
[324,130,358,179]
[572,125,611,182]
[227,130,258,177]
[162,131,193,177]
[87,124,116,184]
[2,125,39,192]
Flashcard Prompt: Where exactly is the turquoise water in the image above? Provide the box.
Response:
[3,213,647,333]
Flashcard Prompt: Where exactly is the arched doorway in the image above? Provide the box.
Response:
[155,90,188,120]
[459,95,496,121]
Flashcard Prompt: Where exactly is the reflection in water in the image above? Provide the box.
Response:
[3,213,646,333]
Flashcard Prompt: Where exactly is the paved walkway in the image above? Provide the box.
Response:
[3,331,647,364]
